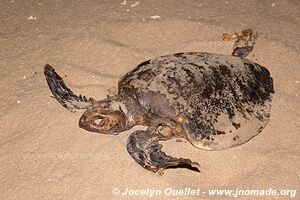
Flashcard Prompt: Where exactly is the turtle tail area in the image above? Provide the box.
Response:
[44,64,93,112]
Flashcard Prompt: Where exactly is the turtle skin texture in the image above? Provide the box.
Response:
[44,52,274,173]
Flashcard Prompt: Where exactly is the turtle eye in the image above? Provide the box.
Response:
[92,114,116,130]
[93,115,105,127]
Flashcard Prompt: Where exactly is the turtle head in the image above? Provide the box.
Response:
[78,98,131,134]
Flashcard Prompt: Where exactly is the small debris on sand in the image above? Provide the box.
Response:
[130,2,140,7]
[150,15,161,20]
[223,29,258,57]
[28,16,37,20]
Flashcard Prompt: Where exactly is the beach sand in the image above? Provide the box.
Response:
[0,0,299,199]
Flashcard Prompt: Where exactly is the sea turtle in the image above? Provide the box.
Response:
[44,29,274,173]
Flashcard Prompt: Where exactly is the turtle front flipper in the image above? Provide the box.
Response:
[44,64,93,112]
[126,130,201,174]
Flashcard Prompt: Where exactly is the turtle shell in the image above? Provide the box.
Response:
[119,52,274,150]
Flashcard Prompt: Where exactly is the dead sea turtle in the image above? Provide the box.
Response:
[44,30,274,173]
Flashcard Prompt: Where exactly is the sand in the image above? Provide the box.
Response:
[0,0,299,199]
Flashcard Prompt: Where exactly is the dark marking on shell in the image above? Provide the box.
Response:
[233,135,239,141]
[174,52,185,57]
[232,122,241,129]
[137,59,151,68]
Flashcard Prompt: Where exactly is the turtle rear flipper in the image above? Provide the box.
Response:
[126,130,201,174]
[44,64,93,112]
